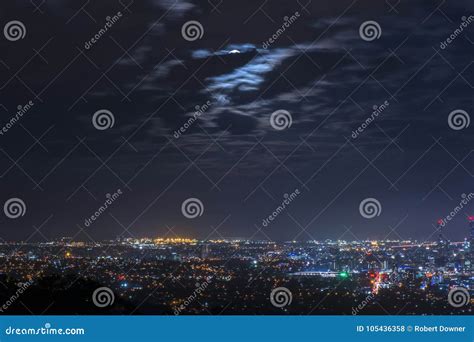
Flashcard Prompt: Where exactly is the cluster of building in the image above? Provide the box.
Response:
[0,219,472,314]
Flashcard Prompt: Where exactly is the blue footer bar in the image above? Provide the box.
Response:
[0,316,472,342]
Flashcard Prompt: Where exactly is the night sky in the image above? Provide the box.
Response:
[0,0,473,242]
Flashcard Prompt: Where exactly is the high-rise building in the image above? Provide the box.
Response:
[201,243,209,259]
[435,219,449,267]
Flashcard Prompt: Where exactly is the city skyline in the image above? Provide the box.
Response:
[0,227,472,315]
[2,212,474,242]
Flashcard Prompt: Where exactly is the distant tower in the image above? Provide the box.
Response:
[201,244,209,259]
[436,219,449,267]
[469,216,474,249]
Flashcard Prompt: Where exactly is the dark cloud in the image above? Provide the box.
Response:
[0,0,473,242]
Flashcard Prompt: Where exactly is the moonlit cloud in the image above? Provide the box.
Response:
[0,0,472,242]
